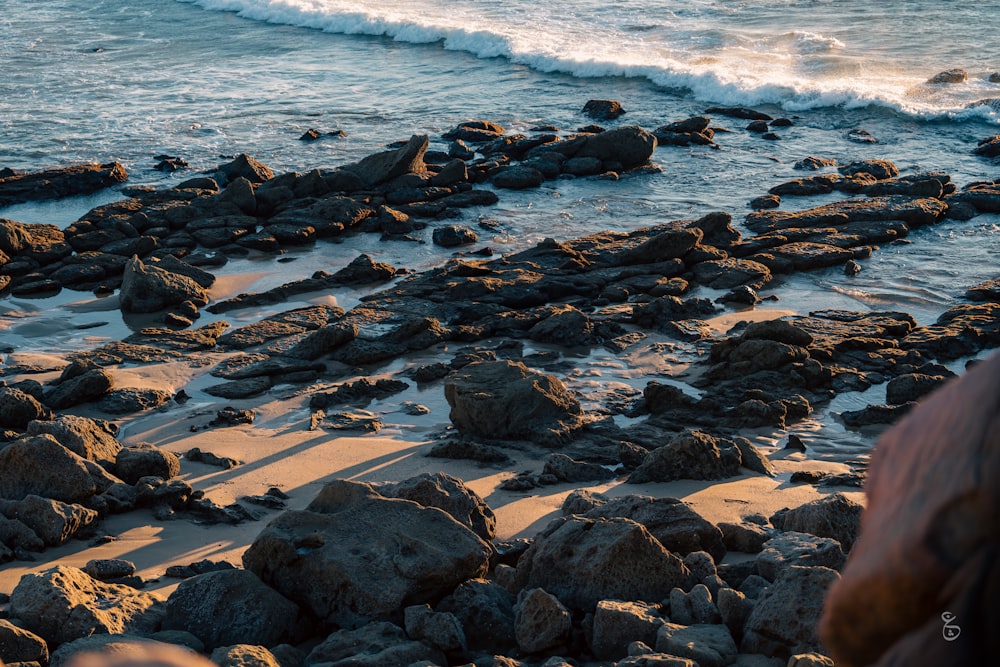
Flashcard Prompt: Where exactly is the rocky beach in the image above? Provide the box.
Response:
[1,95,999,667]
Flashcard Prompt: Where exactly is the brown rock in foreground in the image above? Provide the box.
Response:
[821,352,1000,665]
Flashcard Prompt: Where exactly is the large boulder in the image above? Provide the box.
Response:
[576,126,657,169]
[770,493,863,551]
[444,360,583,445]
[514,516,691,610]
[162,569,301,650]
[756,532,845,581]
[26,415,121,470]
[0,162,128,207]
[114,443,181,484]
[743,566,840,659]
[305,622,445,667]
[243,480,491,628]
[436,578,517,654]
[9,566,163,645]
[581,495,726,561]
[378,472,496,541]
[0,618,49,665]
[821,353,1000,666]
[590,600,666,660]
[43,368,115,410]
[0,387,53,429]
[0,434,112,503]
[514,588,572,653]
[1,495,99,547]
[119,256,209,313]
[628,430,742,483]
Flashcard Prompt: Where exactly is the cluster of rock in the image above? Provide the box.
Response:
[0,472,864,667]
[0,412,257,562]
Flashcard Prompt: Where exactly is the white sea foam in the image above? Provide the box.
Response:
[176,0,1000,123]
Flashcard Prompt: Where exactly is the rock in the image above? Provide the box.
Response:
[847,128,877,144]
[770,494,863,551]
[756,532,845,581]
[437,578,517,654]
[577,126,658,169]
[581,495,725,560]
[514,515,690,610]
[927,68,968,84]
[119,256,209,313]
[973,135,1000,158]
[284,322,358,360]
[377,471,496,541]
[210,644,282,667]
[9,565,163,645]
[443,120,505,143]
[616,654,698,666]
[628,430,742,483]
[788,654,835,667]
[618,228,702,265]
[742,566,840,659]
[543,453,616,483]
[112,443,180,485]
[243,479,491,628]
[734,438,776,477]
[0,618,49,665]
[837,159,900,180]
[561,489,609,516]
[718,522,769,554]
[43,368,115,409]
[821,352,1000,667]
[0,162,128,207]
[444,360,583,445]
[704,106,773,120]
[404,604,467,653]
[97,387,173,414]
[884,371,948,404]
[794,156,837,170]
[305,621,445,667]
[492,164,546,189]
[583,99,626,120]
[750,194,780,210]
[162,569,301,651]
[514,588,572,653]
[839,402,914,427]
[529,304,595,347]
[0,434,109,503]
[215,154,273,185]
[716,588,751,640]
[0,387,52,429]
[655,623,738,667]
[687,211,741,247]
[3,495,99,547]
[83,558,136,580]
[432,224,478,247]
[590,600,665,660]
[26,414,121,469]
[670,584,720,625]
[345,134,428,186]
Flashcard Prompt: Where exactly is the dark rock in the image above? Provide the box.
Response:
[927,68,968,84]
[443,120,505,143]
[404,604,466,654]
[306,621,445,667]
[214,153,273,185]
[242,479,491,628]
[2,495,99,547]
[492,164,546,189]
[444,360,582,445]
[162,569,302,650]
[378,471,496,542]
[433,224,478,247]
[43,368,114,410]
[583,99,626,120]
[742,566,840,658]
[655,622,737,667]
[438,578,517,654]
[847,128,878,144]
[750,194,781,210]
[514,588,572,653]
[114,443,180,485]
[97,387,172,414]
[0,434,112,503]
[884,372,949,404]
[838,160,900,180]
[0,387,52,429]
[83,558,136,580]
[9,565,162,645]
[628,430,742,483]
[704,106,773,121]
[543,453,616,483]
[426,439,512,464]
[577,126,658,169]
[0,162,128,207]
[770,494,863,551]
[514,515,690,610]
[757,532,846,580]
[718,521,769,553]
[794,156,837,170]
[119,257,209,313]
[344,134,429,186]
[0,618,49,665]
[590,600,665,660]
[840,402,915,427]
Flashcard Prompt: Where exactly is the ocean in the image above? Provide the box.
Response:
[2,0,1000,460]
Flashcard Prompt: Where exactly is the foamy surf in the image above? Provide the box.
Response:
[176,0,1000,123]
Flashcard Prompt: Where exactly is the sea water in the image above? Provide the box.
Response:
[2,0,1000,460]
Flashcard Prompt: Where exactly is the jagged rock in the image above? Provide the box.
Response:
[716,588,751,640]
[433,224,478,247]
[655,623,738,667]
[577,126,657,169]
[718,522,769,554]
[884,371,949,404]
[0,434,115,503]
[628,430,742,483]
[438,578,517,654]
[561,489,610,516]
[1,495,99,547]
[743,566,840,658]
[306,621,445,667]
[114,443,181,485]
[543,453,616,483]
[377,472,496,541]
[528,304,595,347]
[162,569,301,650]
[43,368,115,409]
[581,495,725,561]
[345,134,429,186]
[756,532,845,581]
[97,387,173,414]
[493,165,546,189]
[770,494,863,551]
[243,479,490,628]
[83,559,136,580]
[210,644,282,667]
[583,99,626,120]
[514,516,690,610]
[704,106,772,121]
[404,604,467,654]
[0,618,49,665]
[444,360,583,446]
[669,584,720,625]
[590,600,666,660]
[26,414,121,469]
[9,565,163,645]
[927,68,968,84]
[0,387,52,429]
[514,588,571,653]
[119,256,209,313]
